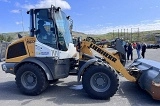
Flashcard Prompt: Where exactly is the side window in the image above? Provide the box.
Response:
[35,9,57,48]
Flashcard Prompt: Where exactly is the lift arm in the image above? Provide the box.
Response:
[80,40,136,82]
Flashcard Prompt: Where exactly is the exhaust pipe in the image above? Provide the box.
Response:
[129,59,160,100]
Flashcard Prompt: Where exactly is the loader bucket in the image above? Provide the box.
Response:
[129,59,160,100]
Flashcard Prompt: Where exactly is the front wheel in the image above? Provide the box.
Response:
[16,63,49,95]
[82,64,119,99]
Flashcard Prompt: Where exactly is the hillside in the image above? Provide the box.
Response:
[89,30,160,43]
[1,30,160,43]
[0,31,87,41]
[72,31,87,39]
[0,31,29,41]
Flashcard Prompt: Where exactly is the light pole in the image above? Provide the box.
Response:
[124,29,125,40]
[118,29,119,38]
[113,30,114,39]
[20,10,24,35]
[131,28,132,42]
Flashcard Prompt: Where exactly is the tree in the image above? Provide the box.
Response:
[6,36,13,42]
[0,34,6,41]
[0,34,13,42]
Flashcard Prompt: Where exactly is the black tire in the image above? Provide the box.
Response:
[16,63,49,95]
[82,64,119,100]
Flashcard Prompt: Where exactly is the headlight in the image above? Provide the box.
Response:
[2,65,7,71]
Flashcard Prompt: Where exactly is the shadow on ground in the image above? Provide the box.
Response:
[0,78,160,105]
[117,80,160,106]
[0,80,107,105]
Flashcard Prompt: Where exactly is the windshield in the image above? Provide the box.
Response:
[54,10,73,49]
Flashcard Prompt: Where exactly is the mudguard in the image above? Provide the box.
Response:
[14,57,54,80]
[77,58,99,82]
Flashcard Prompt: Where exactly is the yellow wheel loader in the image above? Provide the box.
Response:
[1,5,160,100]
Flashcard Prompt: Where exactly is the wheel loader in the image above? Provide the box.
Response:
[1,5,160,100]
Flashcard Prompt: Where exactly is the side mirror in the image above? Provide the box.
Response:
[18,33,22,38]
[27,11,30,14]
[66,16,70,20]
[56,7,61,12]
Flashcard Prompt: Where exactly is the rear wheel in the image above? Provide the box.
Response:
[82,64,119,99]
[16,63,49,95]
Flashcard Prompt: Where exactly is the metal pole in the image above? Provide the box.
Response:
[124,29,125,40]
[131,28,132,42]
[20,10,24,35]
[121,29,122,38]
[127,29,128,40]
[118,29,119,38]
[113,30,114,39]
[138,28,139,41]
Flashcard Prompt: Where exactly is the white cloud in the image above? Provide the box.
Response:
[22,0,71,10]
[140,20,152,23]
[82,20,160,34]
[11,10,20,13]
[16,21,23,25]
[153,20,160,23]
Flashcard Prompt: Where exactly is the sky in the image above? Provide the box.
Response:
[1,0,160,34]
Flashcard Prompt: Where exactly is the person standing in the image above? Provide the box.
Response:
[136,42,141,59]
[124,43,128,53]
[127,43,133,60]
[141,43,147,58]
[132,42,137,49]
[124,43,128,60]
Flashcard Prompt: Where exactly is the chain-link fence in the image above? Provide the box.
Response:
[112,29,160,44]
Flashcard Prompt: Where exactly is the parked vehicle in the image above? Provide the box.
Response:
[147,44,159,49]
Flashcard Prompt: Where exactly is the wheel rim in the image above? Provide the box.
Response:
[21,71,37,90]
[90,72,111,92]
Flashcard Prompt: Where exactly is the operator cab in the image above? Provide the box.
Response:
[28,5,73,51]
